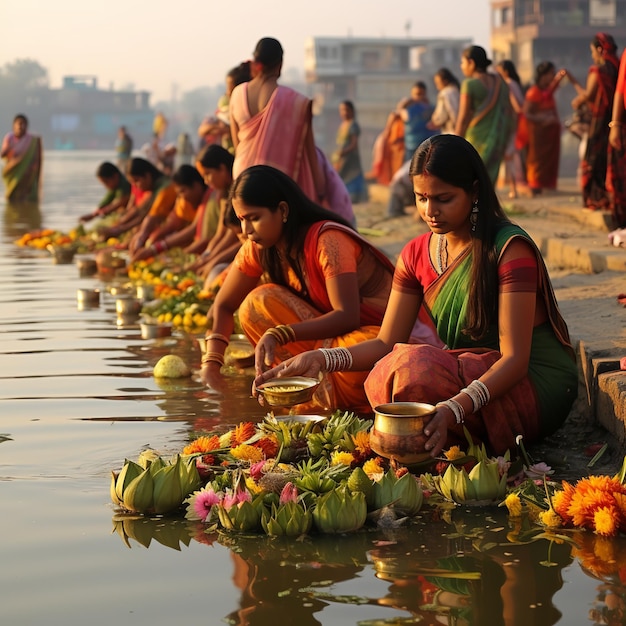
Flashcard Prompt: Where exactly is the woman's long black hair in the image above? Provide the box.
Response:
[229,165,353,300]
[410,135,510,340]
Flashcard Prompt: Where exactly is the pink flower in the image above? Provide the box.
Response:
[496,456,511,478]
[223,489,252,509]
[249,460,266,482]
[279,482,298,505]
[193,487,222,522]
[524,462,554,480]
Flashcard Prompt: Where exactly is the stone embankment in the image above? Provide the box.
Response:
[353,178,626,471]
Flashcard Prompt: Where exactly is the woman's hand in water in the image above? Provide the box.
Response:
[201,360,228,393]
[252,350,325,400]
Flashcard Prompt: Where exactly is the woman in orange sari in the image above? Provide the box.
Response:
[200,165,395,413]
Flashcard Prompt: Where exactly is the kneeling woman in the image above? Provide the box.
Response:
[256,135,578,456]
[201,165,396,413]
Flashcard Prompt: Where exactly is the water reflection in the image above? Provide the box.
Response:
[108,506,626,626]
[3,201,42,238]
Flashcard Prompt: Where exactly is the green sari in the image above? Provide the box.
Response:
[463,74,514,184]
[365,224,578,454]
[2,135,42,202]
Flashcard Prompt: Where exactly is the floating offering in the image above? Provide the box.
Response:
[153,354,191,378]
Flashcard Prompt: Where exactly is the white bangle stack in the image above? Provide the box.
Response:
[436,399,465,425]
[460,380,491,413]
[318,347,353,372]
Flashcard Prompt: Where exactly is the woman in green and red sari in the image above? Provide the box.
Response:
[257,135,578,456]
[1,114,42,203]
[572,33,619,211]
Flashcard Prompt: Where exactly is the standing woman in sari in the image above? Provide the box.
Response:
[201,165,395,413]
[257,136,578,457]
[455,46,514,185]
[229,37,354,225]
[332,100,367,203]
[571,33,619,211]
[1,114,42,203]
[524,62,576,195]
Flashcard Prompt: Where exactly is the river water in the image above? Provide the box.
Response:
[1,151,625,626]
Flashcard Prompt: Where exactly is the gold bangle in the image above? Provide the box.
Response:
[609,121,622,128]
[201,351,225,366]
[205,332,229,345]
[277,324,296,343]
[264,327,286,345]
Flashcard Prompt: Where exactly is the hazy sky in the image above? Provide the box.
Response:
[2,0,491,102]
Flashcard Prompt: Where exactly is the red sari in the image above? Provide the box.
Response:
[525,85,561,191]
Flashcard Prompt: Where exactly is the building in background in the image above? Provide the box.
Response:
[490,0,626,174]
[491,0,626,85]
[304,36,472,170]
[23,75,154,150]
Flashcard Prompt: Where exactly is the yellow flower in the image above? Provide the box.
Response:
[331,451,354,467]
[539,509,562,529]
[593,505,619,537]
[444,445,464,461]
[231,444,264,463]
[504,492,522,517]
[245,476,264,495]
[362,458,385,480]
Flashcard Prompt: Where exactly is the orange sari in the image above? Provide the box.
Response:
[237,222,394,413]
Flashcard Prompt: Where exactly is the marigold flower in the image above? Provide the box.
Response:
[231,444,264,463]
[551,481,575,522]
[231,421,257,446]
[245,476,264,495]
[183,435,221,455]
[255,435,279,459]
[444,445,464,461]
[539,508,562,528]
[504,492,523,517]
[594,505,620,537]
[331,451,354,467]
[363,457,385,480]
[352,431,372,455]
[613,492,626,533]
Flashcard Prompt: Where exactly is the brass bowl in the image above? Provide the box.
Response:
[136,283,155,301]
[256,376,321,408]
[140,322,172,339]
[76,287,100,305]
[115,297,142,316]
[76,257,98,277]
[370,402,436,464]
[47,244,77,264]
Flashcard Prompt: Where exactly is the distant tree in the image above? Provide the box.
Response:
[0,59,49,90]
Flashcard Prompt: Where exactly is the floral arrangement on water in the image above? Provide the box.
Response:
[502,441,626,537]
[111,411,427,536]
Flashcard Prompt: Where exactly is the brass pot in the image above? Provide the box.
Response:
[140,322,172,339]
[47,244,76,264]
[135,284,155,301]
[76,257,98,277]
[115,297,142,317]
[370,402,436,464]
[76,287,100,305]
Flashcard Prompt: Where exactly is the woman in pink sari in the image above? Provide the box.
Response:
[230,37,354,225]
[1,114,42,203]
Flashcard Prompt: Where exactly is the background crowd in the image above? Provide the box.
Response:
[2,34,624,458]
